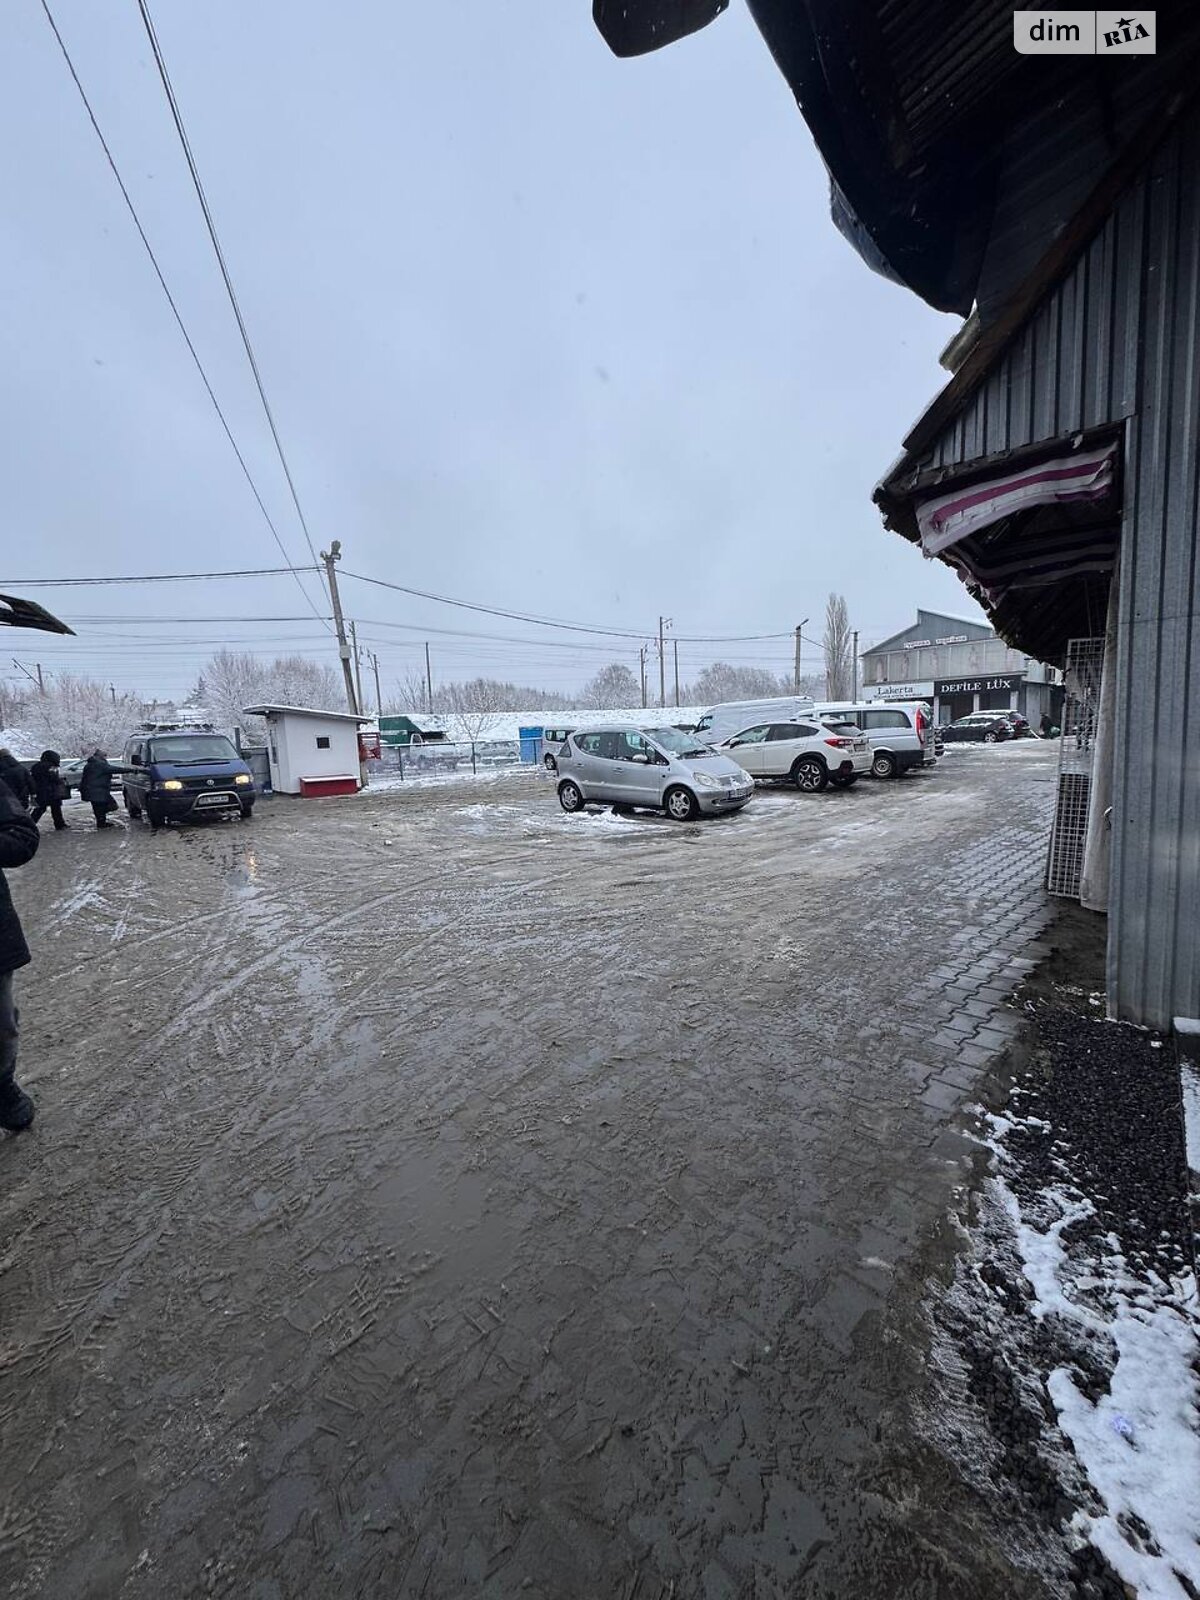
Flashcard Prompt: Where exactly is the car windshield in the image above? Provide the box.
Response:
[640,726,708,757]
[149,735,239,764]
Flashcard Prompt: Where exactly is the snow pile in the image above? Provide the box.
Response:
[994,1168,1200,1597]
[1179,1056,1200,1177]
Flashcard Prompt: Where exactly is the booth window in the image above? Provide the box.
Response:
[316,735,331,749]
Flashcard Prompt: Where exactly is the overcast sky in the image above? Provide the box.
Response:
[1,0,981,703]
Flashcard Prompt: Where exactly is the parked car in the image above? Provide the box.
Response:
[693,695,816,747]
[554,724,754,819]
[541,725,575,772]
[809,700,936,778]
[717,719,872,791]
[940,713,1016,743]
[122,730,255,825]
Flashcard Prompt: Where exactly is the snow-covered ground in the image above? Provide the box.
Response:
[982,1115,1200,1599]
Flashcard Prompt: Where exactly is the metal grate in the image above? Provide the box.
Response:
[1045,636,1106,897]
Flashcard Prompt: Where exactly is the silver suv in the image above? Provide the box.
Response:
[555,725,754,820]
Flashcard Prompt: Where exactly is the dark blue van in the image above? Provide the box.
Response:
[121,730,255,826]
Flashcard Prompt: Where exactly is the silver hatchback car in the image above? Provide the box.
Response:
[555,725,754,820]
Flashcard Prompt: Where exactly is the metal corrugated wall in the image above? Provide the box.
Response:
[908,102,1200,1029]
[1109,110,1200,1030]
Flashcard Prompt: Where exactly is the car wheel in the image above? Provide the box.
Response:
[871,751,898,779]
[543,754,557,772]
[558,780,585,813]
[611,803,634,816]
[146,800,165,830]
[240,803,254,820]
[792,757,828,793]
[984,731,997,743]
[664,785,699,821]
[124,788,142,819]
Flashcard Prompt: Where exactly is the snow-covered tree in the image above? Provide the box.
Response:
[193,650,346,741]
[24,676,143,756]
[580,661,641,709]
[688,663,785,704]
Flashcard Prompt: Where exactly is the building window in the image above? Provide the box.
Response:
[316,735,331,750]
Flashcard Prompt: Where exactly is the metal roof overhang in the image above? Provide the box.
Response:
[0,593,75,635]
[875,429,1121,664]
[595,1,1200,315]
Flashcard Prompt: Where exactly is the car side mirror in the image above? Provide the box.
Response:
[631,752,650,764]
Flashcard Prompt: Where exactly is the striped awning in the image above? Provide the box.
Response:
[915,442,1118,557]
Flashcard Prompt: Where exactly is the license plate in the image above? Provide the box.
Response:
[195,792,232,807]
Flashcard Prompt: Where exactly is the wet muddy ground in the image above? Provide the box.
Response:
[1,744,1059,1598]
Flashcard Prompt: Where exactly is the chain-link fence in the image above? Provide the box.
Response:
[367,740,529,782]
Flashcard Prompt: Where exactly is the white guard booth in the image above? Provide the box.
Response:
[242,704,369,797]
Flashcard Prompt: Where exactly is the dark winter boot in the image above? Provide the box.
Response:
[0,1075,34,1132]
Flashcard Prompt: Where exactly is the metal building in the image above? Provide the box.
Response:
[595,0,1200,1032]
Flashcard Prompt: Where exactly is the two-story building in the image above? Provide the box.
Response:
[861,609,1059,726]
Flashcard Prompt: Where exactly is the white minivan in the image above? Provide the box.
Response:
[693,696,816,747]
[810,701,935,778]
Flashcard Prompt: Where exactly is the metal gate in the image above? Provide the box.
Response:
[1045,636,1106,897]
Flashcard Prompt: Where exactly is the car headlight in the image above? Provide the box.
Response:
[235,774,251,786]
[161,779,184,791]
[694,772,719,788]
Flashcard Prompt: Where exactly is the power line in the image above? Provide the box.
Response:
[339,569,793,644]
[135,0,324,581]
[36,0,326,624]
[1,567,320,587]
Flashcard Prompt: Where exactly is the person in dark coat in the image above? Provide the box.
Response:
[0,774,40,1132]
[30,750,69,831]
[0,749,32,809]
[1040,712,1054,738]
[80,748,116,829]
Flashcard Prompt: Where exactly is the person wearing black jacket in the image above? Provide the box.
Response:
[0,748,32,809]
[0,776,40,1132]
[80,748,116,829]
[30,750,69,831]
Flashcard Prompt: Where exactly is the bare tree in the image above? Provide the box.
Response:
[445,679,505,744]
[389,672,433,715]
[822,593,853,700]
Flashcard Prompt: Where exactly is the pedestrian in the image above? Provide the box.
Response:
[1039,712,1054,738]
[80,748,117,829]
[30,750,69,831]
[0,748,33,809]
[0,770,40,1132]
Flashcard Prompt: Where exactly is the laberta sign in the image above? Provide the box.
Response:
[934,674,1024,695]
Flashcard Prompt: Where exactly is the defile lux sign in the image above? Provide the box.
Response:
[935,675,1024,696]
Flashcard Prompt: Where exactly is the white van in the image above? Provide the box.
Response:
[809,701,935,778]
[694,696,816,747]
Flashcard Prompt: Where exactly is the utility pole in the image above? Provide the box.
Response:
[372,652,382,717]
[673,639,680,708]
[350,621,364,715]
[639,646,647,708]
[658,617,670,709]
[321,540,359,715]
[109,683,116,705]
[424,642,433,716]
[794,617,809,694]
[851,629,859,701]
[36,663,45,694]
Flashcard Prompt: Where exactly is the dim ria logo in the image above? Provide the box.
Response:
[1013,11,1155,53]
